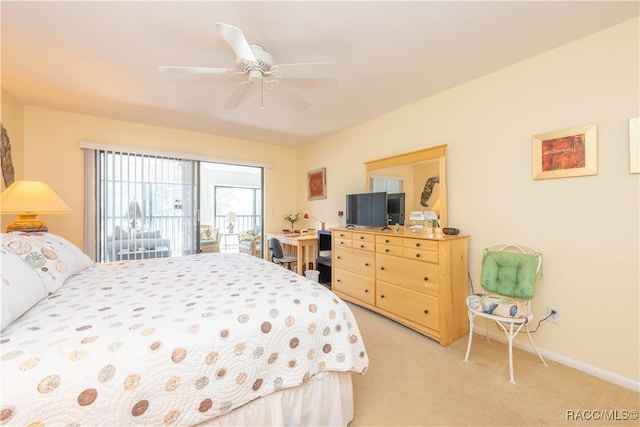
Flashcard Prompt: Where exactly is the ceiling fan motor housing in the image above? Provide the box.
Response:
[239,44,273,80]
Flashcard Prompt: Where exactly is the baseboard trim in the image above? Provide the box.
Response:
[470,327,640,392]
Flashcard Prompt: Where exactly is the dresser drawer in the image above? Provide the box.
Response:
[335,246,375,277]
[376,281,439,332]
[403,238,438,251]
[376,253,439,295]
[377,244,403,257]
[402,248,438,264]
[334,269,375,305]
[352,232,375,243]
[334,230,353,240]
[334,238,353,248]
[351,240,375,252]
[375,235,404,246]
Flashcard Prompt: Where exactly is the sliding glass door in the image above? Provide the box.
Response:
[86,150,263,262]
[89,150,198,262]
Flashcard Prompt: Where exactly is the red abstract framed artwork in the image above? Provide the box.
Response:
[307,167,327,200]
[532,124,597,180]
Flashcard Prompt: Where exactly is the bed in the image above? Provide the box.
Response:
[0,232,369,426]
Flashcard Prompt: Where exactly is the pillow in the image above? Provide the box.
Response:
[239,230,255,242]
[39,232,94,272]
[479,294,531,319]
[1,250,48,330]
[200,227,218,242]
[1,232,94,293]
[481,251,539,299]
[112,225,128,240]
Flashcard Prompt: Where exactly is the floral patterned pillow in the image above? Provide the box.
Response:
[1,232,93,293]
[0,250,48,330]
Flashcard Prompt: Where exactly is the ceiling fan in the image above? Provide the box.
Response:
[159,22,336,110]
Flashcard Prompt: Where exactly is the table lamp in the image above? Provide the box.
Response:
[126,200,143,229]
[1,180,72,232]
[226,211,237,233]
[303,213,325,230]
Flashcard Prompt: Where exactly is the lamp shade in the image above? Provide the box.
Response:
[226,211,237,222]
[1,180,71,232]
[126,200,142,219]
[1,181,71,214]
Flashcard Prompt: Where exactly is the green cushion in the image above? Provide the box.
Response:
[481,251,539,299]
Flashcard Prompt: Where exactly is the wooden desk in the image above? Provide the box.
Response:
[266,233,318,275]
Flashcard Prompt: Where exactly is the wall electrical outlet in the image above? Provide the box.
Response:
[547,306,561,324]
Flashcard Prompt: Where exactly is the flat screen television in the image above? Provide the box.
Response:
[387,192,405,225]
[345,191,389,228]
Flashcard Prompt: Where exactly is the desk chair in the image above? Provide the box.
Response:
[463,243,548,384]
[268,237,297,270]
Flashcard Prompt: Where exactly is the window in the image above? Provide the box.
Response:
[214,186,262,232]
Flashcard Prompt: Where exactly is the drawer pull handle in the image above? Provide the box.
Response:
[423,309,429,315]
[337,256,342,259]
[380,266,385,271]
[364,289,369,293]
[415,253,421,258]
[385,248,390,253]
[416,243,421,247]
[380,294,385,298]
[360,236,365,240]
[360,244,365,248]
[424,276,429,281]
[365,263,369,266]
[385,239,390,243]
[337,279,342,283]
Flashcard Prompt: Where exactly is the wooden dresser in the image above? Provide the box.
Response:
[332,227,469,346]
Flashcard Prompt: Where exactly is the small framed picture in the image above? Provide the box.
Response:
[307,167,327,200]
[532,124,597,180]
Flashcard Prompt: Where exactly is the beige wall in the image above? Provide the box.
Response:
[5,18,638,386]
[11,107,298,248]
[0,88,25,192]
[298,18,639,384]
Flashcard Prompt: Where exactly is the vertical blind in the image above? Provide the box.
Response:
[84,148,198,262]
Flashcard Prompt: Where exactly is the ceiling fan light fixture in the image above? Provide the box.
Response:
[248,69,263,82]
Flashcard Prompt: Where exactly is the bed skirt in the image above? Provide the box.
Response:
[193,371,354,427]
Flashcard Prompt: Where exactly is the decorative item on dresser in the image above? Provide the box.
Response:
[332,227,469,346]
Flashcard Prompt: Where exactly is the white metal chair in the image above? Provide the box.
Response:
[463,243,548,384]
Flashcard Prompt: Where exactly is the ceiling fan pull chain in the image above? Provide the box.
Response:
[260,77,265,110]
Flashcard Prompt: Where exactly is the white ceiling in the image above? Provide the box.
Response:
[2,1,638,147]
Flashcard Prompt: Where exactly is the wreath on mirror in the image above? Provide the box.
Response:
[1,124,16,187]
[420,176,439,207]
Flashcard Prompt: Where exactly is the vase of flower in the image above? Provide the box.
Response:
[284,212,301,230]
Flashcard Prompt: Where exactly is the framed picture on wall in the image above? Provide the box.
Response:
[532,124,598,180]
[307,167,327,200]
[630,117,639,174]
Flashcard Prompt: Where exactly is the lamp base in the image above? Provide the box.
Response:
[5,214,48,233]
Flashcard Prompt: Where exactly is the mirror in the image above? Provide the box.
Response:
[365,145,447,227]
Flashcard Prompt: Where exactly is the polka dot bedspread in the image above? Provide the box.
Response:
[0,252,369,426]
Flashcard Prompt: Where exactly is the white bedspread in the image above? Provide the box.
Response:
[0,253,368,426]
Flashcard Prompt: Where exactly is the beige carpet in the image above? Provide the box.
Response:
[347,302,639,427]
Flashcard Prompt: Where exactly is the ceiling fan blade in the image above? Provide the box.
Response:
[224,81,253,109]
[159,66,235,75]
[215,22,257,63]
[272,62,336,79]
[276,84,311,111]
